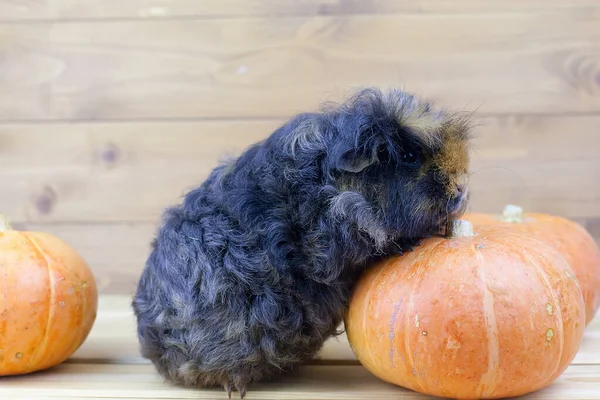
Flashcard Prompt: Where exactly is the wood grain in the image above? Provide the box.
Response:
[14,216,600,296]
[2,294,598,398]
[0,121,270,223]
[1,363,599,399]
[1,0,598,21]
[4,292,598,399]
[1,13,599,121]
[69,295,361,365]
[70,296,600,366]
[20,223,154,295]
[1,115,599,225]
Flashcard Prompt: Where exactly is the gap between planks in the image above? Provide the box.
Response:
[6,218,600,296]
[2,116,600,225]
[1,13,600,120]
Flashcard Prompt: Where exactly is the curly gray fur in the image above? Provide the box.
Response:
[132,87,472,398]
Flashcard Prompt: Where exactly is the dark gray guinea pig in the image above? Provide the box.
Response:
[132,88,472,398]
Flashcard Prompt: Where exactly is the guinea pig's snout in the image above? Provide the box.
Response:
[449,181,469,215]
[456,184,468,199]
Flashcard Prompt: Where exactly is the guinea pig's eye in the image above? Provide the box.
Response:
[401,151,419,166]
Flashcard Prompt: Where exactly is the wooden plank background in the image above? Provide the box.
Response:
[0,0,599,295]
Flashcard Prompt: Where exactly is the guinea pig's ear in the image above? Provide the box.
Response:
[335,136,383,173]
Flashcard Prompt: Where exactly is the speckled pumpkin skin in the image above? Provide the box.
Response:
[466,209,600,325]
[0,219,98,376]
[345,221,585,400]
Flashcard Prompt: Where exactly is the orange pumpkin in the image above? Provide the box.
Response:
[465,205,600,325]
[0,215,98,376]
[345,219,585,399]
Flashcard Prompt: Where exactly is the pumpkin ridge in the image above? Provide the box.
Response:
[387,298,403,369]
[63,258,89,360]
[0,251,6,364]
[0,216,12,362]
[402,270,416,391]
[365,259,392,372]
[476,250,500,398]
[521,244,565,386]
[20,232,55,372]
[403,239,444,393]
[346,222,587,399]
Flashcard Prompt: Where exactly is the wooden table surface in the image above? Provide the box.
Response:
[0,295,599,400]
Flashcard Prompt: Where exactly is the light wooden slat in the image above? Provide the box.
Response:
[70,296,600,366]
[1,115,600,224]
[14,217,600,296]
[1,13,599,120]
[0,121,269,223]
[586,219,600,243]
[71,295,358,364]
[0,0,597,21]
[3,295,597,398]
[0,0,598,21]
[0,363,598,399]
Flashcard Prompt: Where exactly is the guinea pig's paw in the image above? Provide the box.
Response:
[223,382,233,399]
[404,237,423,249]
[387,237,422,255]
[223,381,247,399]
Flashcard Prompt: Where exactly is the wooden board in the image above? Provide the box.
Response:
[1,115,599,224]
[1,0,598,20]
[0,121,271,223]
[1,12,599,121]
[10,219,600,296]
[70,296,600,366]
[70,296,360,364]
[0,295,598,399]
[1,364,599,399]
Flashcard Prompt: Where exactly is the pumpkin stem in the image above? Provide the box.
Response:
[0,214,13,232]
[501,204,524,223]
[450,219,475,238]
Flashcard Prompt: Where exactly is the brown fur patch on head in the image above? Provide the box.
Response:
[434,118,471,196]
[385,90,462,151]
[397,108,446,149]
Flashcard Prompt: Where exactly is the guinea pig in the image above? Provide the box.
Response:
[131,87,472,398]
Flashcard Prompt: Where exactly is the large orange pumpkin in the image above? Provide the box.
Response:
[465,205,600,325]
[345,219,585,399]
[0,215,98,376]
